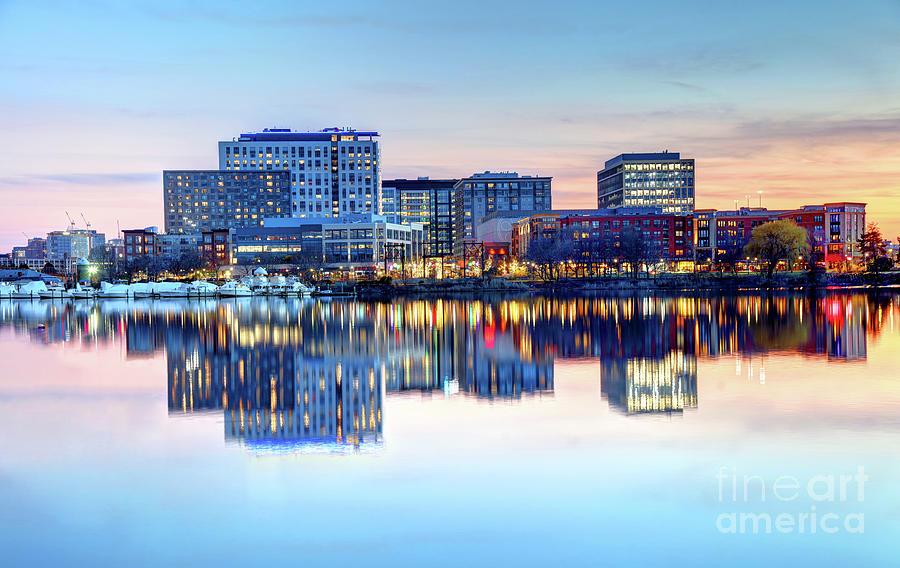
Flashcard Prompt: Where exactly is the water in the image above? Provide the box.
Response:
[0,293,898,566]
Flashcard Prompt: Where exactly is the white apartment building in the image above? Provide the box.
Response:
[218,128,381,220]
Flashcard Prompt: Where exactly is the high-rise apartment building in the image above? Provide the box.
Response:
[163,170,291,234]
[597,152,695,214]
[453,171,551,256]
[218,128,380,219]
[382,178,459,257]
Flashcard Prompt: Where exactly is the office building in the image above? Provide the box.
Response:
[597,152,695,214]
[46,229,105,260]
[453,171,551,256]
[163,170,291,234]
[218,127,381,219]
[382,178,458,257]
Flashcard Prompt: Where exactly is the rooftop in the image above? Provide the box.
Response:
[603,152,689,169]
[233,127,379,142]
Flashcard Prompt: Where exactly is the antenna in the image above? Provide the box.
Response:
[65,211,76,231]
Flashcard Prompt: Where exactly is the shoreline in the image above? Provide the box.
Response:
[356,272,900,299]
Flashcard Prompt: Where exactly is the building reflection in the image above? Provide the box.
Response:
[600,354,698,414]
[0,292,894,425]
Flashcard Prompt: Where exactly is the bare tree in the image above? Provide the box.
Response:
[618,226,658,279]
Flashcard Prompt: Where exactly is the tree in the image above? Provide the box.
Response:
[173,251,203,275]
[857,223,889,272]
[42,261,56,275]
[743,220,810,278]
[716,241,745,275]
[618,226,659,279]
[524,231,576,281]
[89,245,117,280]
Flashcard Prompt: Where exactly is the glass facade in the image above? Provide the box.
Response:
[597,153,695,214]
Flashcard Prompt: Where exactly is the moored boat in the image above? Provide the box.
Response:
[69,281,96,300]
[218,281,253,297]
[187,280,218,297]
[38,283,71,300]
[98,281,134,299]
[0,283,15,298]
[11,280,48,299]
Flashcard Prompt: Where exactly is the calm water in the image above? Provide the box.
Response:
[0,293,898,566]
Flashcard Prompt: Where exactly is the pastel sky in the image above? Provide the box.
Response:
[1,0,899,251]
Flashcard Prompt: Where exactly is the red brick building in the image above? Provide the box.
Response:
[512,208,693,264]
[122,228,161,263]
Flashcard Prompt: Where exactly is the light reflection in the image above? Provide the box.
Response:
[0,292,895,431]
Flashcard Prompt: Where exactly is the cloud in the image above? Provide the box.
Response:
[0,172,160,187]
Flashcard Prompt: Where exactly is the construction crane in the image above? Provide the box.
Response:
[81,212,92,230]
[65,211,76,231]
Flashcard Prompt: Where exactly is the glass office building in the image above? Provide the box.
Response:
[597,152,695,214]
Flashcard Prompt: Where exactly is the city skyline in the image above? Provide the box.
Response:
[2,1,899,251]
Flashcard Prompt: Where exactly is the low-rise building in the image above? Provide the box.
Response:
[122,227,162,263]
[159,233,201,258]
[231,213,424,274]
[693,202,866,267]
[511,207,694,263]
[201,229,232,267]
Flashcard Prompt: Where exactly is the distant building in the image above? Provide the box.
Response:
[163,170,291,234]
[453,171,551,257]
[381,178,458,257]
[597,152,695,214]
[218,128,381,219]
[24,237,47,259]
[46,229,105,260]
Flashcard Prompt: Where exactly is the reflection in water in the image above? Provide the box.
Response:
[600,354,698,414]
[0,293,895,438]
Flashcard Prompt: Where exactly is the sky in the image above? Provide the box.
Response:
[1,0,899,250]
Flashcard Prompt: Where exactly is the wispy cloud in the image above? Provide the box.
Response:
[0,172,159,186]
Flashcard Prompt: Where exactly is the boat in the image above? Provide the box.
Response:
[156,282,190,298]
[187,280,218,297]
[288,279,314,296]
[218,281,253,297]
[69,282,96,300]
[0,283,14,298]
[38,283,71,300]
[11,280,48,299]
[98,281,134,299]
[268,275,288,296]
[249,268,269,295]
[130,282,154,298]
